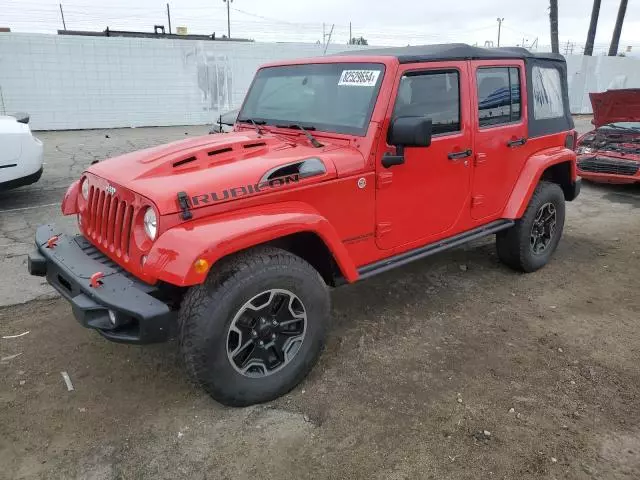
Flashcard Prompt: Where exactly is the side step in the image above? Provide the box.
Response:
[357,219,514,280]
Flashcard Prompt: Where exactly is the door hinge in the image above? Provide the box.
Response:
[377,171,393,189]
[376,222,392,238]
[471,195,485,207]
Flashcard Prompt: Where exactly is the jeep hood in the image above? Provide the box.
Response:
[87,131,362,215]
[590,89,640,128]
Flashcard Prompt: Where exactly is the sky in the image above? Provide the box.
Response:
[2,0,640,55]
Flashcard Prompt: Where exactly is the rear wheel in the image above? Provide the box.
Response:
[178,247,330,407]
[496,181,565,272]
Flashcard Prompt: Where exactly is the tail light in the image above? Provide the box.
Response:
[565,130,577,151]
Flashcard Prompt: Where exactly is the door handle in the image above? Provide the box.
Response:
[507,137,527,147]
[447,149,472,160]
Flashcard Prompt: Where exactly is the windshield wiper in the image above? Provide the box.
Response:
[237,117,266,135]
[275,123,324,148]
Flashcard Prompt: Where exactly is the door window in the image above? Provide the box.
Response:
[477,67,521,127]
[392,70,460,135]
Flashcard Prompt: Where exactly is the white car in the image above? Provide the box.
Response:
[0,113,44,191]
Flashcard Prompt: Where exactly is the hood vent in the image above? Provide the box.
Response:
[261,157,326,182]
[208,147,233,157]
[172,156,197,168]
[244,142,267,149]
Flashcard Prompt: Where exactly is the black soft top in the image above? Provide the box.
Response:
[337,43,573,138]
[338,43,565,64]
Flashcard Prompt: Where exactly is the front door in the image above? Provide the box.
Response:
[471,61,529,219]
[375,61,472,250]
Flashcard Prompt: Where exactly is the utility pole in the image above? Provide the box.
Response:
[323,24,334,54]
[223,0,233,39]
[608,0,628,56]
[349,22,352,43]
[496,17,504,47]
[584,0,601,56]
[549,0,559,54]
[59,3,67,31]
[166,3,172,34]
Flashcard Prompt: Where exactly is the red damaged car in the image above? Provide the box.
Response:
[576,89,640,184]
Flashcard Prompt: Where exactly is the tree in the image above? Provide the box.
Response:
[608,0,628,56]
[549,0,559,54]
[348,36,368,46]
[584,0,601,56]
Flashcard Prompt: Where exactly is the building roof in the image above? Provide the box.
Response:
[338,43,565,63]
[57,29,253,42]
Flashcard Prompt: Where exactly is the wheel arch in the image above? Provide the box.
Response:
[145,202,358,287]
[504,148,577,219]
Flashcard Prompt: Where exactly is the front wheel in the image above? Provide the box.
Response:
[178,247,330,407]
[496,181,566,272]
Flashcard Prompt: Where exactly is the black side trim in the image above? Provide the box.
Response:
[0,163,18,169]
[358,219,514,280]
[0,166,43,191]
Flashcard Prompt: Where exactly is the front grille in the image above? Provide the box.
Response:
[77,237,136,280]
[578,157,640,176]
[85,185,135,260]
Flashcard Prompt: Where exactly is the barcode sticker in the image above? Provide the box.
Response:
[338,70,380,87]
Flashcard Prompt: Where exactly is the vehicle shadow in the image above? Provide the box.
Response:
[584,180,640,208]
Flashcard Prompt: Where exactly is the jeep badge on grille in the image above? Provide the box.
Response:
[106,185,116,195]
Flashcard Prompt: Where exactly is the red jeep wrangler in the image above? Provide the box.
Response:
[29,44,580,406]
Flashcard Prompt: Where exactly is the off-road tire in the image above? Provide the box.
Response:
[496,181,565,272]
[178,247,330,407]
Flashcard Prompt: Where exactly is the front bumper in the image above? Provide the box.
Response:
[28,224,176,344]
[0,166,43,191]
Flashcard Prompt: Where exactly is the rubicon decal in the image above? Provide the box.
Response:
[190,174,300,206]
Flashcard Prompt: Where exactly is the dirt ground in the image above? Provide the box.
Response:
[1,122,639,479]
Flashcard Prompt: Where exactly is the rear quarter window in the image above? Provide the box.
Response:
[532,66,564,120]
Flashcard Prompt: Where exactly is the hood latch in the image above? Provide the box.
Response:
[177,191,193,220]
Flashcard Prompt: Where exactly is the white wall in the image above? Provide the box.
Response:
[0,33,369,130]
[2,33,640,129]
[565,54,640,114]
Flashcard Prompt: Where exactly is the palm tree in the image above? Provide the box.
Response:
[584,0,601,56]
[549,0,559,54]
[608,0,628,56]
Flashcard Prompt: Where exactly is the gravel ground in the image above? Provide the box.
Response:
[1,118,639,479]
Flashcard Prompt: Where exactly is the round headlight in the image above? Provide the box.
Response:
[143,207,158,240]
[81,178,89,200]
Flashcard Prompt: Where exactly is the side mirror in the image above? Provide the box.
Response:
[13,112,30,124]
[388,116,432,148]
[383,116,432,168]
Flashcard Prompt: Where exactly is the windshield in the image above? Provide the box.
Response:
[239,63,385,136]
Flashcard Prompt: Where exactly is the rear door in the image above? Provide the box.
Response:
[471,61,528,220]
[375,61,473,250]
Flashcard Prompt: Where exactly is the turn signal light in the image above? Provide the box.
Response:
[193,258,209,274]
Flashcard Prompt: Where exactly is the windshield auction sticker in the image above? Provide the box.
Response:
[338,70,380,87]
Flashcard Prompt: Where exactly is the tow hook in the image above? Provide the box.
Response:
[46,235,59,249]
[90,272,104,288]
